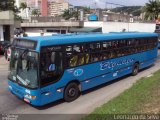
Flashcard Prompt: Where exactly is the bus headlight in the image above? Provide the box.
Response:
[9,85,12,90]
[24,94,36,100]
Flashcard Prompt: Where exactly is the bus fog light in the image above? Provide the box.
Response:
[9,85,12,90]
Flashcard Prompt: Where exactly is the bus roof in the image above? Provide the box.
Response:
[21,32,158,47]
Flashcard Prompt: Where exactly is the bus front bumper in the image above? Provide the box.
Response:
[8,80,42,106]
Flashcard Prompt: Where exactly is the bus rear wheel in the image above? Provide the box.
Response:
[64,82,80,102]
[132,63,139,76]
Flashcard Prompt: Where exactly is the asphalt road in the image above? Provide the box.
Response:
[0,51,160,120]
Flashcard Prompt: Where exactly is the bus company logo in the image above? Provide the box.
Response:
[74,69,84,77]
[100,58,134,70]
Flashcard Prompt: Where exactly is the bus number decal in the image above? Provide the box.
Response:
[74,69,84,77]
[100,59,134,70]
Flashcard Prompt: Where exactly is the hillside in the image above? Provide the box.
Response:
[111,6,142,16]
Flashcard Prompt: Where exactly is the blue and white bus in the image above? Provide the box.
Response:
[8,32,158,106]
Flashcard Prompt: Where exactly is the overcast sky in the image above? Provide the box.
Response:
[67,0,149,8]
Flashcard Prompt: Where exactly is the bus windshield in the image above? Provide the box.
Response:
[8,48,39,89]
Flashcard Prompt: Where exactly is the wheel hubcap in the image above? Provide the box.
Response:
[68,88,76,97]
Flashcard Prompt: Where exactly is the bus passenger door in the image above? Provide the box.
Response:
[40,48,64,104]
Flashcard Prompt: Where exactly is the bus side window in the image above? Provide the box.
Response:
[40,46,63,86]
[71,44,85,66]
[85,53,90,64]
[66,44,84,67]
[89,42,101,63]
[107,41,112,49]
[65,45,74,67]
[112,40,118,48]
[83,44,90,64]
[69,52,78,67]
[102,42,107,50]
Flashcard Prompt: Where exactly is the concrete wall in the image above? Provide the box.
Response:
[21,21,84,27]
[84,22,156,33]
[0,11,14,20]
[0,11,21,41]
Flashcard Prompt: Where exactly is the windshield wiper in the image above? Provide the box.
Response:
[20,49,29,59]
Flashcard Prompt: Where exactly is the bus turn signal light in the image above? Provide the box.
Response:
[24,94,37,100]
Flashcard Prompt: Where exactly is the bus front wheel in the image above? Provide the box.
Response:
[132,63,139,76]
[64,82,80,102]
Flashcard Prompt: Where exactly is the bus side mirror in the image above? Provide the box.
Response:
[48,64,55,71]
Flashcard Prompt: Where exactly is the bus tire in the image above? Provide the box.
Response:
[64,82,80,102]
[132,63,139,76]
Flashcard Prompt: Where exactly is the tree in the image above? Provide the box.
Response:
[62,9,79,20]
[83,7,91,14]
[72,10,79,20]
[111,6,142,15]
[62,9,71,20]
[143,0,160,20]
[0,0,18,12]
[19,2,27,10]
[31,9,39,16]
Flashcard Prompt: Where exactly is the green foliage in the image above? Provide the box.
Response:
[83,70,160,120]
[111,6,142,16]
[83,7,91,14]
[143,0,160,20]
[23,33,28,37]
[31,9,39,16]
[132,9,142,16]
[14,14,22,21]
[19,2,27,10]
[72,10,79,20]
[62,9,71,20]
[62,9,79,20]
[0,0,19,13]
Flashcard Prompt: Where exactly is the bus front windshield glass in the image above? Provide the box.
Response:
[8,48,39,89]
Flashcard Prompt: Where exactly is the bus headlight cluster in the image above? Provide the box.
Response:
[24,94,36,100]
[9,85,12,90]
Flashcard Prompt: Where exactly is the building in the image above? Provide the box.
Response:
[48,0,70,16]
[41,0,48,16]
[0,11,20,41]
[48,0,71,17]
[15,0,41,19]
[41,0,72,17]
[103,11,132,22]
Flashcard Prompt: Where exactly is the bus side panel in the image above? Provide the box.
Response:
[81,48,157,91]
[139,48,158,69]
[40,85,64,106]
[81,66,132,91]
[139,59,156,70]
[42,48,158,105]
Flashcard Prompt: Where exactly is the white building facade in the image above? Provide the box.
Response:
[15,0,41,19]
[48,0,71,16]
